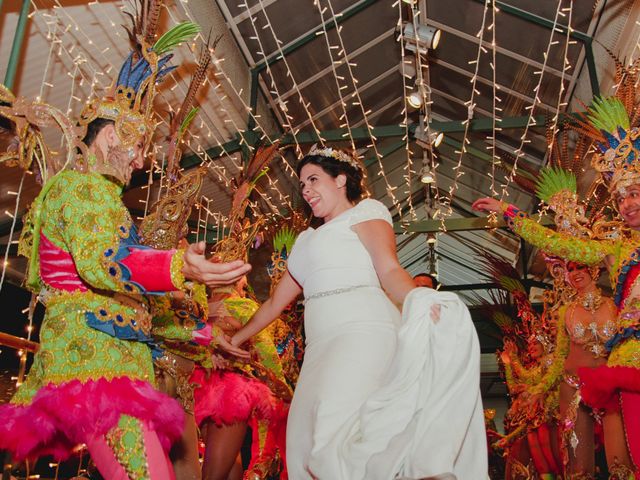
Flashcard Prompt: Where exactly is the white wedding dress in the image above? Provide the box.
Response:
[286,199,487,480]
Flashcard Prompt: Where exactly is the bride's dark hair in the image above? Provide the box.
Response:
[297,153,364,202]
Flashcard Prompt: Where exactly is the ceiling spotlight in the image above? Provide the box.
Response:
[403,23,442,53]
[401,0,416,3]
[427,233,437,244]
[430,131,444,147]
[420,168,435,184]
[407,89,423,109]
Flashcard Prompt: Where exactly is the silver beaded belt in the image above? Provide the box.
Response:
[303,285,377,304]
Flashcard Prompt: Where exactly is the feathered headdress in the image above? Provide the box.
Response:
[582,96,640,194]
[265,212,307,294]
[76,9,200,184]
[213,143,281,262]
[139,34,217,250]
[535,167,592,238]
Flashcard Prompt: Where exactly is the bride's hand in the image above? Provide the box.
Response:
[216,332,250,359]
[430,304,441,323]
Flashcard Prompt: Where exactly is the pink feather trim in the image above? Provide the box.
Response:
[191,368,279,426]
[0,377,184,460]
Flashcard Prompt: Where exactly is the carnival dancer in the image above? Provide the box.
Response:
[527,261,620,477]
[500,335,561,479]
[190,144,291,480]
[473,96,639,477]
[223,147,487,480]
[0,16,250,480]
[482,256,562,479]
[193,277,291,480]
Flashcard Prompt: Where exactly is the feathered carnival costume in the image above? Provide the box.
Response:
[498,93,640,472]
[0,3,215,478]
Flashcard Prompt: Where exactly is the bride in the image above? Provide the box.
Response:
[222,146,487,479]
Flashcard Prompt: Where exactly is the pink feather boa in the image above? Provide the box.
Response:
[578,365,640,411]
[0,377,184,460]
[191,368,279,426]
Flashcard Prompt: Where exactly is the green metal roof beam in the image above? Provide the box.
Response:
[251,0,380,74]
[364,139,407,168]
[583,40,600,97]
[130,115,547,187]
[441,135,541,185]
[4,0,31,90]
[393,214,554,234]
[277,114,546,146]
[483,0,591,43]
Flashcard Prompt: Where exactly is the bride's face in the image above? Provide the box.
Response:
[299,163,347,220]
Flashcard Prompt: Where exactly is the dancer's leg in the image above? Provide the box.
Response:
[604,394,635,476]
[620,391,640,470]
[559,380,595,476]
[201,420,247,480]
[87,415,174,480]
[170,412,201,480]
[536,423,562,474]
[528,430,551,474]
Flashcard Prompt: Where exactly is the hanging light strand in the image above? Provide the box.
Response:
[499,0,564,202]
[323,0,403,217]
[438,0,491,230]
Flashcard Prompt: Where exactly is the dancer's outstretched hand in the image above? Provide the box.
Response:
[471,197,503,213]
[182,241,252,287]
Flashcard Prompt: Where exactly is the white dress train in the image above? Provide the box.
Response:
[286,199,487,480]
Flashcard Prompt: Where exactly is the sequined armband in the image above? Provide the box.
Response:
[171,249,186,290]
[503,204,526,229]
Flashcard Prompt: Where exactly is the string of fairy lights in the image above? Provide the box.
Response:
[241,1,306,158]
[312,0,357,154]
[546,2,574,163]
[498,0,564,203]
[323,0,403,217]
[488,0,500,204]
[436,0,490,228]
[396,2,418,223]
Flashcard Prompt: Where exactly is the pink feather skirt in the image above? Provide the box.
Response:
[191,368,278,426]
[0,377,184,460]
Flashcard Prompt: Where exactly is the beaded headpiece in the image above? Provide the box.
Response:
[76,11,200,184]
[307,144,361,170]
[574,96,640,195]
[535,167,592,238]
[0,85,82,183]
